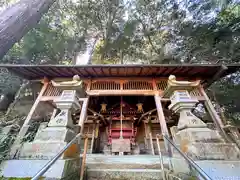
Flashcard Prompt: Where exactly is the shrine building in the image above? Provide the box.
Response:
[1,64,240,180]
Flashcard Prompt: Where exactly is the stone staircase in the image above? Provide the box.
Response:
[82,154,240,180]
[83,154,170,180]
[2,154,240,179]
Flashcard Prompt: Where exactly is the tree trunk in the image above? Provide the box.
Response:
[0,0,56,59]
[120,50,124,64]
[87,36,99,65]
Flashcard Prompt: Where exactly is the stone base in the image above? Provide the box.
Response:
[19,142,79,159]
[171,157,190,174]
[34,127,76,142]
[176,128,224,143]
[0,158,80,179]
[172,127,240,160]
[175,142,240,160]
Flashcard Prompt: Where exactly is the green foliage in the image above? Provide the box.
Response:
[210,73,240,124]
[0,0,240,121]
[0,69,21,95]
[1,0,239,65]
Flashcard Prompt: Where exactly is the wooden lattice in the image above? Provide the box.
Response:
[189,88,201,97]
[123,81,153,90]
[91,81,120,90]
[43,84,62,97]
[156,80,168,91]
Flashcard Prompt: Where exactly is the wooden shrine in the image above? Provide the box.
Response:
[1,64,240,157]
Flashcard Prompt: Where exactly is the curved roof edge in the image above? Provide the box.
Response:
[0,64,239,81]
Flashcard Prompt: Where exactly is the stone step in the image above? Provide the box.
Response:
[86,163,165,169]
[196,160,240,179]
[84,154,170,163]
[84,154,170,169]
[86,168,164,180]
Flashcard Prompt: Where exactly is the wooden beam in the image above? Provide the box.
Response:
[86,90,162,96]
[199,86,231,142]
[154,94,171,156]
[149,132,155,155]
[156,134,166,180]
[10,80,49,158]
[76,97,89,151]
[78,98,89,128]
[25,81,49,126]
[137,108,157,125]
[152,78,158,91]
[91,67,99,76]
[138,67,143,76]
[90,123,96,154]
[71,67,84,77]
[24,67,42,77]
[87,108,107,125]
[100,67,105,76]
[80,137,88,180]
[86,80,91,91]
[144,122,148,138]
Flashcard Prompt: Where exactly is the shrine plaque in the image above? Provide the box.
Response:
[112,139,131,152]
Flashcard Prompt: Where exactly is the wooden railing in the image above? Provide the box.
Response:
[40,78,205,100]
[91,81,120,90]
[123,80,153,90]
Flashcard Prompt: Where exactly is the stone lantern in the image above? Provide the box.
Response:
[19,75,82,167]
[163,75,239,161]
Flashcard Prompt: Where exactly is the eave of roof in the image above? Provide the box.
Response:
[0,64,239,81]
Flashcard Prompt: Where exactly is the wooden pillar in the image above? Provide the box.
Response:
[10,80,49,158]
[156,135,166,180]
[149,132,155,155]
[80,137,88,180]
[78,97,89,147]
[143,122,148,149]
[78,97,89,130]
[90,123,96,154]
[199,86,231,142]
[95,122,99,138]
[154,94,171,155]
